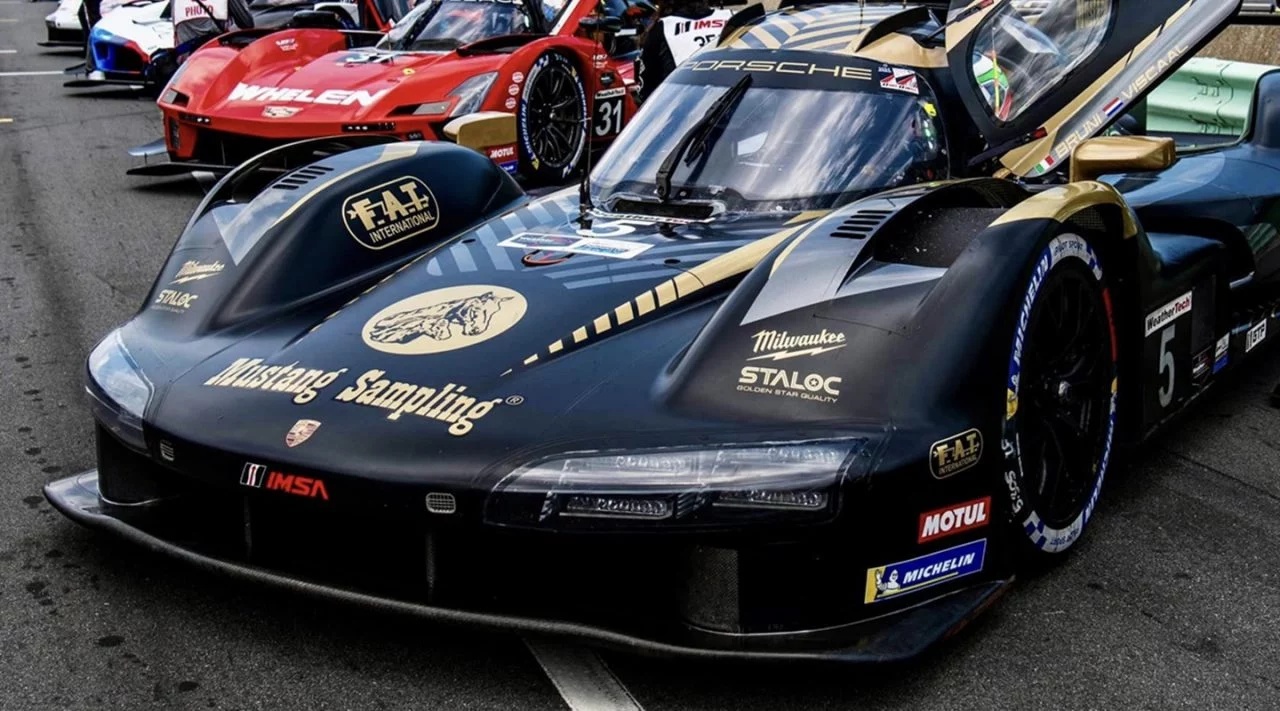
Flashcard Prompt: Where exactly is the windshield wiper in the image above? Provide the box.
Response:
[655,74,752,202]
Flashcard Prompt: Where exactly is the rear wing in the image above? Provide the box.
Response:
[1239,2,1280,24]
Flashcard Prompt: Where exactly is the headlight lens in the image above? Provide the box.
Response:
[485,439,870,530]
[86,331,152,451]
[447,72,498,118]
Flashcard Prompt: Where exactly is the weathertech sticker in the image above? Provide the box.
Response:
[342,177,440,250]
[918,497,990,544]
[865,539,986,604]
[929,429,982,479]
[1145,291,1192,336]
[362,284,527,355]
[499,232,653,260]
[1247,321,1267,352]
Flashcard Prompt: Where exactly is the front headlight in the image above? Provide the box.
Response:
[86,331,152,452]
[485,439,872,530]
[447,72,498,118]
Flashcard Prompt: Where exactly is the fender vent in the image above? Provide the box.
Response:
[271,164,335,191]
[830,209,893,239]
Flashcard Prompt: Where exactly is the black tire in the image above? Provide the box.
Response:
[1002,232,1119,558]
[517,52,587,185]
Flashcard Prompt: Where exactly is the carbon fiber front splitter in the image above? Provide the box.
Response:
[46,470,1012,663]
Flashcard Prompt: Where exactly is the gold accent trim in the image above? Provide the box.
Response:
[614,303,635,324]
[549,340,564,354]
[991,181,1139,238]
[745,25,782,49]
[673,272,702,299]
[523,355,539,365]
[635,292,656,316]
[572,327,589,343]
[654,281,678,306]
[786,210,830,225]
[854,33,948,69]
[443,111,516,151]
[1070,136,1176,183]
[592,314,612,335]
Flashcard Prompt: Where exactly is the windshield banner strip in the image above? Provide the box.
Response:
[672,50,879,91]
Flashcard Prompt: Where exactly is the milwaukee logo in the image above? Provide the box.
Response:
[747,328,846,361]
[918,497,990,543]
[228,83,389,107]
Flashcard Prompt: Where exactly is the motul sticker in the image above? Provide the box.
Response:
[918,497,991,544]
[1145,291,1192,336]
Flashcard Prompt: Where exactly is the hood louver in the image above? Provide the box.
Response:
[271,164,335,191]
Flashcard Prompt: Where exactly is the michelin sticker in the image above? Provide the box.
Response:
[499,232,653,260]
[865,539,986,604]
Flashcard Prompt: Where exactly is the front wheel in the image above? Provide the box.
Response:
[1003,233,1119,558]
[517,52,588,185]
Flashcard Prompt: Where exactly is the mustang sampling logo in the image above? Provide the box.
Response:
[362,285,527,356]
[342,177,440,250]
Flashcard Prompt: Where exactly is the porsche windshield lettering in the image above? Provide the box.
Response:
[227,83,390,107]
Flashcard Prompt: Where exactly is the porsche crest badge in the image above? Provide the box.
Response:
[285,419,322,447]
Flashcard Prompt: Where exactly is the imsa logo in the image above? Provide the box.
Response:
[342,177,440,250]
[929,428,983,479]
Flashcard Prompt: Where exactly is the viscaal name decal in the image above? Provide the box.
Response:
[865,539,986,604]
[343,177,440,250]
[363,284,527,356]
[170,259,224,285]
[737,366,840,404]
[747,328,846,361]
[929,428,982,479]
[228,82,389,107]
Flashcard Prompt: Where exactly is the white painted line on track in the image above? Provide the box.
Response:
[0,49,17,54]
[0,70,64,77]
[524,638,644,711]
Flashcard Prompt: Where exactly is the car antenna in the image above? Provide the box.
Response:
[575,11,611,225]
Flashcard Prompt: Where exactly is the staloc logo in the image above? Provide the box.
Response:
[918,497,991,544]
[342,177,440,250]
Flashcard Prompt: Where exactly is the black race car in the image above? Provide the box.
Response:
[47,0,1280,661]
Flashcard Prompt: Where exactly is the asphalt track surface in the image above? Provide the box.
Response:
[3,4,1280,709]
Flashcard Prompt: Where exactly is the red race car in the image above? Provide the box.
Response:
[131,0,649,183]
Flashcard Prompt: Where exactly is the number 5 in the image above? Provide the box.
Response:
[1158,325,1176,408]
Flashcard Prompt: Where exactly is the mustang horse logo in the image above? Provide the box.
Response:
[368,291,514,345]
[361,285,529,355]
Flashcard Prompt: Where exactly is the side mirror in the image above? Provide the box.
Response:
[444,111,517,152]
[1070,136,1176,183]
[1250,69,1280,149]
[579,15,624,34]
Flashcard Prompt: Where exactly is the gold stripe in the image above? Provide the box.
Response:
[523,355,539,365]
[720,25,751,48]
[635,292,656,315]
[990,181,1139,238]
[271,143,418,229]
[745,25,782,49]
[572,327,588,343]
[592,314,612,335]
[549,340,564,354]
[787,210,830,225]
[673,272,702,299]
[789,35,860,52]
[654,281,678,306]
[855,33,948,69]
[784,21,873,46]
[769,16,801,38]
[614,302,635,325]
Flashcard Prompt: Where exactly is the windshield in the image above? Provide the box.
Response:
[378,0,530,51]
[593,53,948,212]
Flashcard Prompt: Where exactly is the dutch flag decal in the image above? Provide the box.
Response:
[1103,98,1126,118]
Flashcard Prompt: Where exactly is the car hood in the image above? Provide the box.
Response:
[141,194,805,485]
[192,44,506,120]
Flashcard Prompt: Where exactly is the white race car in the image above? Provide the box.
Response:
[39,0,128,49]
